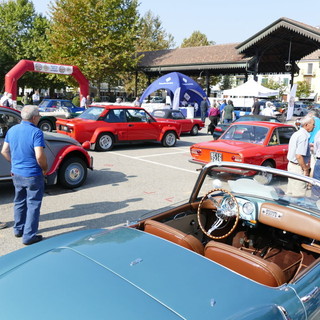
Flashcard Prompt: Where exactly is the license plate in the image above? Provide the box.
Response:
[210,152,222,162]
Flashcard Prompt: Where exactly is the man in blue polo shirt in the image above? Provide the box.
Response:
[1,105,48,245]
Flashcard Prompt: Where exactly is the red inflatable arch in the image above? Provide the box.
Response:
[5,59,89,102]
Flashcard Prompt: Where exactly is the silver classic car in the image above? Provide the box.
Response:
[0,106,92,188]
[0,161,319,319]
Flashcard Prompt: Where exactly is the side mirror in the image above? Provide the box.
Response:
[82,141,91,150]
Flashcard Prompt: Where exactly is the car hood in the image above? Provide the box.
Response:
[44,131,81,146]
[0,228,290,320]
[192,140,265,153]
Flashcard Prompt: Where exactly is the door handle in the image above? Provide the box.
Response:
[301,286,319,303]
[128,124,134,127]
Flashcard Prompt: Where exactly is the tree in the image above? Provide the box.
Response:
[296,80,311,99]
[47,0,140,97]
[135,10,175,51]
[181,31,215,48]
[262,78,287,98]
[123,10,175,98]
[220,75,234,91]
[0,0,63,93]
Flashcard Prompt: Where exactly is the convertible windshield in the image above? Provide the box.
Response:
[198,162,320,216]
[78,107,105,120]
[221,124,268,144]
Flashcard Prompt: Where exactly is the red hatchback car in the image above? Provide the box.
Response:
[190,121,296,183]
[56,104,182,151]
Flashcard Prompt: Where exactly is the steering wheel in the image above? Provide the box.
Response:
[197,188,240,240]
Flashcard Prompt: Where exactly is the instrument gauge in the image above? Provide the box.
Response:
[242,202,254,216]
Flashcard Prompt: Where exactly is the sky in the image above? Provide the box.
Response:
[32,0,320,46]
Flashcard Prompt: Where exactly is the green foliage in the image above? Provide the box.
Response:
[262,78,286,98]
[72,95,80,106]
[47,0,140,88]
[0,0,68,92]
[181,31,215,48]
[220,75,234,90]
[136,10,175,51]
[296,81,311,99]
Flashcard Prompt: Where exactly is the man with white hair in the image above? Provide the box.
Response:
[287,115,315,196]
[1,105,48,245]
[260,101,274,116]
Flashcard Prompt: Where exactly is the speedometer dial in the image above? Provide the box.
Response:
[242,202,254,215]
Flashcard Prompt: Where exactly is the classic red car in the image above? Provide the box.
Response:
[56,104,182,151]
[190,121,296,183]
[151,109,205,135]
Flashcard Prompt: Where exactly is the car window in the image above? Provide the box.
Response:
[222,124,268,144]
[171,111,185,119]
[62,101,73,108]
[277,127,296,144]
[78,107,105,120]
[152,110,165,118]
[0,111,21,138]
[126,109,148,122]
[104,109,126,123]
[40,100,50,108]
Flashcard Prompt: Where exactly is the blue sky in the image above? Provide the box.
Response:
[32,0,320,46]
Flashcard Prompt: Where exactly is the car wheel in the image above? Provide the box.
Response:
[259,161,274,185]
[58,157,87,189]
[162,131,177,147]
[190,125,199,136]
[38,120,53,132]
[96,133,114,151]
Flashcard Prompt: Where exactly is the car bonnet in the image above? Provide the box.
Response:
[0,228,288,320]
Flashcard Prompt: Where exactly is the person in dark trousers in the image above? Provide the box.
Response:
[200,97,209,122]
[222,100,235,123]
[1,105,48,245]
[207,102,220,134]
[251,98,260,115]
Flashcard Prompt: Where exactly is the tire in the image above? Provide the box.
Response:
[38,120,54,132]
[162,131,177,147]
[190,125,199,136]
[58,157,87,189]
[259,161,274,185]
[95,133,114,151]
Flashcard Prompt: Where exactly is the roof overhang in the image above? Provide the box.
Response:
[236,17,320,73]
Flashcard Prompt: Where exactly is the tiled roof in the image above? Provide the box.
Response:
[138,43,248,68]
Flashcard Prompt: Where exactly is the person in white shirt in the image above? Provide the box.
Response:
[80,95,86,108]
[0,92,8,105]
[260,101,274,116]
[32,90,40,105]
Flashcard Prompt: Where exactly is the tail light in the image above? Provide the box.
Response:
[191,148,202,156]
[232,155,242,162]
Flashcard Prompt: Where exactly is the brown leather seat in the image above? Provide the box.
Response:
[204,241,286,287]
[144,219,204,255]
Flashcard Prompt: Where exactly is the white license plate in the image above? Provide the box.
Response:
[210,152,222,162]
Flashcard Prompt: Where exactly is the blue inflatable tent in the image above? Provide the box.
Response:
[139,72,208,110]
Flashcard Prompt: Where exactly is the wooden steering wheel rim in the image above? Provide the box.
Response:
[197,188,240,240]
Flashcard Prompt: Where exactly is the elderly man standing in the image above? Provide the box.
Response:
[1,105,48,245]
[287,115,315,196]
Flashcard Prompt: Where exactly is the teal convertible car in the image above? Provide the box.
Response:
[0,162,319,319]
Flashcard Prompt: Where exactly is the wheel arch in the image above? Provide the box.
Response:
[47,146,92,176]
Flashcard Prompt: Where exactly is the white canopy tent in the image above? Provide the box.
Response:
[223,79,279,97]
[223,79,279,107]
